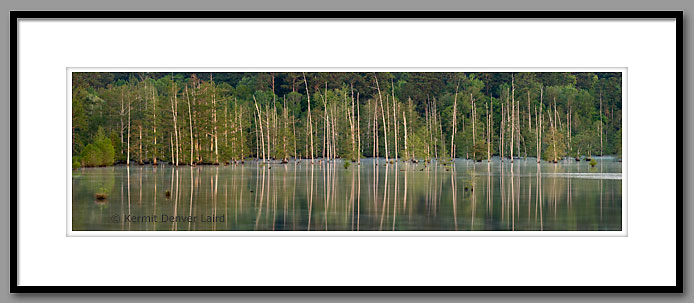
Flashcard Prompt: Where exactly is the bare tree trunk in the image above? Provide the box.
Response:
[210,74,219,164]
[487,101,491,162]
[374,75,389,162]
[439,112,444,162]
[185,85,194,165]
[283,95,288,162]
[229,101,235,162]
[239,106,244,161]
[332,102,337,160]
[425,100,431,161]
[139,125,142,164]
[225,105,228,159]
[253,95,266,163]
[433,98,439,159]
[357,93,361,163]
[143,80,148,163]
[292,106,297,160]
[403,110,408,162]
[127,88,131,166]
[450,81,459,159]
[392,78,398,161]
[270,73,276,161]
[274,98,278,160]
[266,91,271,161]
[599,91,603,156]
[302,73,314,163]
[552,110,557,162]
[510,75,515,163]
[171,77,179,166]
[118,88,125,158]
[535,106,540,163]
[538,87,543,163]
[375,99,379,159]
[322,83,328,162]
[471,93,476,160]
[349,84,356,161]
[152,83,157,165]
[527,91,532,159]
[500,102,504,161]
[567,105,571,154]
[516,89,521,159]
[254,114,260,160]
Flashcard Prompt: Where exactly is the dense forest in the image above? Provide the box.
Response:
[71,72,622,168]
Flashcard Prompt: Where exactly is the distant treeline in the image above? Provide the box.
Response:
[71,72,622,167]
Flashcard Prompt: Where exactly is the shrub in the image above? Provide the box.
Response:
[80,128,115,167]
[81,143,102,167]
[72,159,81,169]
[589,159,597,167]
[95,136,115,166]
[473,141,487,161]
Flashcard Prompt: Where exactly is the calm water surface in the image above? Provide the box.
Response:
[72,157,622,231]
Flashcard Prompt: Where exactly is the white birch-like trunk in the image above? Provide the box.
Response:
[535,87,544,163]
[403,111,408,162]
[357,93,361,163]
[127,88,131,166]
[120,88,125,157]
[471,93,476,160]
[185,85,194,165]
[600,91,603,156]
[392,79,398,161]
[171,77,179,166]
[302,73,314,163]
[374,75,389,162]
[253,95,266,163]
[152,83,157,165]
[211,74,219,164]
[511,74,516,163]
[349,84,356,161]
[450,81,459,159]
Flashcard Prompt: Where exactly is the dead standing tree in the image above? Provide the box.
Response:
[374,74,389,163]
[450,80,460,160]
[302,72,315,164]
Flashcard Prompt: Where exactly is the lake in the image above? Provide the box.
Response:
[71,157,622,232]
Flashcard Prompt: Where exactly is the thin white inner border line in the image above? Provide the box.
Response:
[66,66,627,237]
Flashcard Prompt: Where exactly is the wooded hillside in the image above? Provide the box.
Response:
[71,72,622,167]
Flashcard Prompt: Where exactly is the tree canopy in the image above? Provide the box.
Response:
[71,72,622,166]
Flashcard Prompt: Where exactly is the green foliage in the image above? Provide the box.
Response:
[71,72,622,165]
[472,140,487,161]
[590,159,597,167]
[343,161,351,169]
[542,127,567,162]
[80,144,102,167]
[80,128,115,167]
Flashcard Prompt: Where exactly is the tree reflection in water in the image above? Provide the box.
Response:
[72,157,622,231]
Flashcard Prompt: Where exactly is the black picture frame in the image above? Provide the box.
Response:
[9,10,683,293]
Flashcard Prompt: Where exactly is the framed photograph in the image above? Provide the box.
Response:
[11,11,682,292]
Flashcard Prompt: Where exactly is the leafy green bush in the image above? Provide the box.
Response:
[343,161,351,169]
[590,159,597,167]
[473,141,487,161]
[72,159,81,169]
[80,128,115,167]
[95,136,115,166]
[81,143,101,167]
